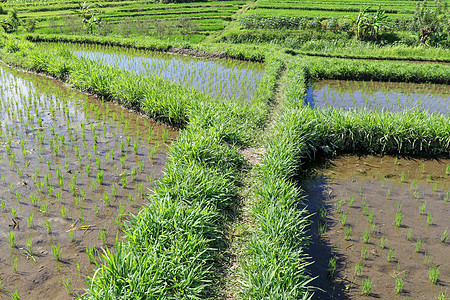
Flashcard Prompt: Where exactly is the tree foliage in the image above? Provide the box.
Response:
[73,2,103,34]
[411,0,449,45]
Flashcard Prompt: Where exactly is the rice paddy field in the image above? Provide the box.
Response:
[303,155,450,299]
[0,0,448,298]
[39,43,265,101]
[3,0,248,38]
[0,62,177,298]
[243,0,432,21]
[307,80,450,114]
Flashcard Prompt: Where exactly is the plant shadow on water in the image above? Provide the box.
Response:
[298,159,351,300]
[0,63,178,299]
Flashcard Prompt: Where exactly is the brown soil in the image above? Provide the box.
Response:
[302,155,449,299]
[0,64,178,299]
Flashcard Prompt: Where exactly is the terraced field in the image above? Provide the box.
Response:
[243,0,444,21]
[4,0,248,37]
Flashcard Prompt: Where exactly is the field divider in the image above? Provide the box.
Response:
[0,35,294,298]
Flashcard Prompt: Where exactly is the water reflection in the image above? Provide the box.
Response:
[305,80,450,114]
[73,50,264,101]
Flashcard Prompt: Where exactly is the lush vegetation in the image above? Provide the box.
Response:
[0,0,448,298]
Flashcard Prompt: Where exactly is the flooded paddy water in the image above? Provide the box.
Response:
[39,43,265,101]
[0,63,178,299]
[303,155,449,299]
[306,80,450,115]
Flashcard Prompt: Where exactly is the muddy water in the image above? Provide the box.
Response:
[306,80,450,115]
[0,63,178,299]
[302,155,449,299]
[38,43,265,101]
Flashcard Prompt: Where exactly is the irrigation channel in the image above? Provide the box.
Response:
[302,155,449,299]
[0,63,178,299]
[306,80,450,115]
[38,43,265,101]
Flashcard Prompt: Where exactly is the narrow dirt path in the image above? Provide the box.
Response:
[219,61,289,299]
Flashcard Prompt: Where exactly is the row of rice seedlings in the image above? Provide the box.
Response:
[68,47,265,101]
[0,63,171,297]
[312,80,449,115]
[322,164,449,297]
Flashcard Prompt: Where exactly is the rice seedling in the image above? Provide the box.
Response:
[438,288,447,300]
[387,247,394,262]
[9,231,15,248]
[86,245,97,265]
[26,237,34,257]
[97,171,104,185]
[40,202,48,216]
[68,230,75,242]
[11,207,17,219]
[415,239,421,253]
[340,212,347,226]
[62,276,73,296]
[424,252,430,266]
[11,255,18,272]
[27,213,35,228]
[318,222,327,238]
[400,171,406,182]
[420,163,425,173]
[429,267,440,284]
[103,192,111,207]
[445,192,449,202]
[419,200,427,215]
[393,275,404,294]
[362,203,368,216]
[402,227,412,241]
[368,208,374,225]
[344,226,351,240]
[51,243,62,261]
[446,165,450,176]
[354,262,363,277]
[99,228,108,245]
[426,212,433,225]
[327,255,337,279]
[60,206,68,219]
[0,199,6,212]
[45,219,52,234]
[361,246,368,260]
[441,228,448,243]
[362,230,370,244]
[348,194,355,207]
[395,206,403,227]
[361,278,372,296]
